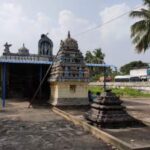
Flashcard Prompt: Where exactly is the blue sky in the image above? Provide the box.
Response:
[0,0,149,68]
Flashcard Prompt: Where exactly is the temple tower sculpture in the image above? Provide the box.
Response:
[38,34,53,57]
[18,44,29,55]
[3,42,12,54]
[49,31,89,106]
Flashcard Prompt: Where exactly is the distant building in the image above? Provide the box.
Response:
[115,68,150,82]
[115,75,141,82]
[130,68,150,81]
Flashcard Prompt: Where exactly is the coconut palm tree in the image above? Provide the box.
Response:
[93,49,105,64]
[130,0,150,53]
[85,51,93,63]
[85,49,105,80]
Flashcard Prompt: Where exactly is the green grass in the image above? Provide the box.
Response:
[88,86,150,98]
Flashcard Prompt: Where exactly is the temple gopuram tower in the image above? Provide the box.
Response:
[49,31,89,106]
[38,34,53,57]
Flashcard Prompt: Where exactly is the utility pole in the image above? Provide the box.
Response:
[103,65,106,91]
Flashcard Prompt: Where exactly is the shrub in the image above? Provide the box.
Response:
[88,86,150,97]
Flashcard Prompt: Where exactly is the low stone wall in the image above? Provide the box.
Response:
[89,82,150,92]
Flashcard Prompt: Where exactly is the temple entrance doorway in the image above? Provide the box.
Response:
[6,64,50,103]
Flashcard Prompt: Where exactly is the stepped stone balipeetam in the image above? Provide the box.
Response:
[49,31,89,106]
[85,89,145,128]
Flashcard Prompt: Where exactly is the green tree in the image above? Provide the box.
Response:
[130,0,150,53]
[85,48,105,81]
[92,49,105,64]
[85,48,105,64]
[120,61,148,74]
[85,51,93,63]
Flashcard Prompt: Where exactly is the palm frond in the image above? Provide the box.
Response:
[135,30,150,53]
[130,0,150,53]
[144,0,150,7]
[131,20,150,37]
[130,9,150,19]
[141,8,150,18]
[132,35,141,44]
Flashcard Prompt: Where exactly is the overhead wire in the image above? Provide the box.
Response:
[74,4,143,37]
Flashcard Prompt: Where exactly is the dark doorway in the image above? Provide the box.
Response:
[7,64,50,103]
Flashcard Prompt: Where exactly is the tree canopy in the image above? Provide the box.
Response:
[85,48,105,64]
[85,48,105,81]
[130,0,150,53]
[120,61,148,74]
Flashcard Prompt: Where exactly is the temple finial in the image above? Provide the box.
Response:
[68,31,71,38]
[23,43,25,47]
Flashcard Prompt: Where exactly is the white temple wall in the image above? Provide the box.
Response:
[50,82,88,105]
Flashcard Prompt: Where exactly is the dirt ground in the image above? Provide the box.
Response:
[0,99,113,150]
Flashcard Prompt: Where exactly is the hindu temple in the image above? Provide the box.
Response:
[0,34,53,101]
[49,31,89,106]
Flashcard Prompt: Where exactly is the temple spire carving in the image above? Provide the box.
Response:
[68,31,71,38]
[49,31,89,82]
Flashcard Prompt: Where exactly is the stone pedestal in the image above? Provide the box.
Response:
[50,82,89,106]
[86,90,144,128]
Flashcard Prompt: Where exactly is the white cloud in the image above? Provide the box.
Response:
[98,3,136,66]
[50,10,97,54]
[0,2,150,68]
[0,4,95,55]
[99,3,131,42]
[97,3,150,67]
[0,3,22,35]
[58,10,89,33]
[0,2,52,54]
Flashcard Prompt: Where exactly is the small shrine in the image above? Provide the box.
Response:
[49,31,89,106]
[85,89,145,128]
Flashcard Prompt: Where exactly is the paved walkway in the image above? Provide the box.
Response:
[105,99,150,149]
[0,100,112,150]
